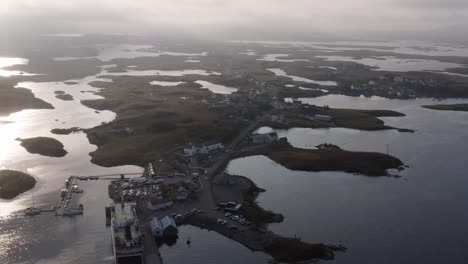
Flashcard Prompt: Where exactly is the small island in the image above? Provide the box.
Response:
[17,137,68,157]
[422,103,468,112]
[0,170,36,199]
[55,91,74,101]
[51,127,81,135]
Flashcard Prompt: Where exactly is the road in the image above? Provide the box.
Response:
[206,111,271,179]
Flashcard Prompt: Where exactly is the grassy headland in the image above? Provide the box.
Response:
[242,144,403,176]
[82,76,244,167]
[422,104,468,112]
[18,137,68,157]
[0,170,36,199]
[0,79,53,116]
[272,104,413,132]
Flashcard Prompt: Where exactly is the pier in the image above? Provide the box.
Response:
[56,176,84,216]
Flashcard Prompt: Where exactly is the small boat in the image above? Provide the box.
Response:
[25,192,41,216]
[62,207,83,216]
[25,207,41,216]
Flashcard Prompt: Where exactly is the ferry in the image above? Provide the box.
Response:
[110,202,144,264]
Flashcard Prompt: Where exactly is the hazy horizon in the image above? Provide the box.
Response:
[1,0,468,42]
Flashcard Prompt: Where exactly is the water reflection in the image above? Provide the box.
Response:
[317,55,463,72]
[195,80,238,94]
[268,68,337,86]
[0,57,39,77]
[53,44,208,62]
[258,54,309,62]
[238,40,468,57]
[150,81,187,86]
[102,69,220,77]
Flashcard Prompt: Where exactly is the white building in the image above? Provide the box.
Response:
[183,142,224,156]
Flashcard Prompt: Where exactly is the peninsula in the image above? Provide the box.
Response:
[422,103,468,112]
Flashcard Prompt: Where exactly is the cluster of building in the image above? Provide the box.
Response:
[349,75,447,99]
[183,141,225,156]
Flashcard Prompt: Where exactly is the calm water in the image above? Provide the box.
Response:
[150,81,187,86]
[0,57,39,77]
[240,40,468,57]
[268,68,338,86]
[194,80,238,94]
[53,44,208,62]
[258,54,309,62]
[160,226,270,264]
[317,55,463,72]
[228,95,468,264]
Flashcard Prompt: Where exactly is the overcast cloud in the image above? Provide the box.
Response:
[1,0,468,41]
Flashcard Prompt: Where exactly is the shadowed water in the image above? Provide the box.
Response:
[228,95,468,264]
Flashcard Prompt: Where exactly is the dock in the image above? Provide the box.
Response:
[56,176,84,216]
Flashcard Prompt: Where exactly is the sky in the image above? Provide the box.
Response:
[1,0,468,41]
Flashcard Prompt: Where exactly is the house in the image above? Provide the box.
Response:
[250,132,279,144]
[183,141,224,156]
[176,186,189,201]
[150,217,163,237]
[161,216,178,236]
[148,197,173,211]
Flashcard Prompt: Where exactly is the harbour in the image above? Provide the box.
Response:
[1,31,468,264]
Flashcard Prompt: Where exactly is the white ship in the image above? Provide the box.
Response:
[111,202,144,264]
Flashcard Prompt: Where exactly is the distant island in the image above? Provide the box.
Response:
[54,91,74,101]
[422,103,468,112]
[0,170,36,199]
[17,137,68,157]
